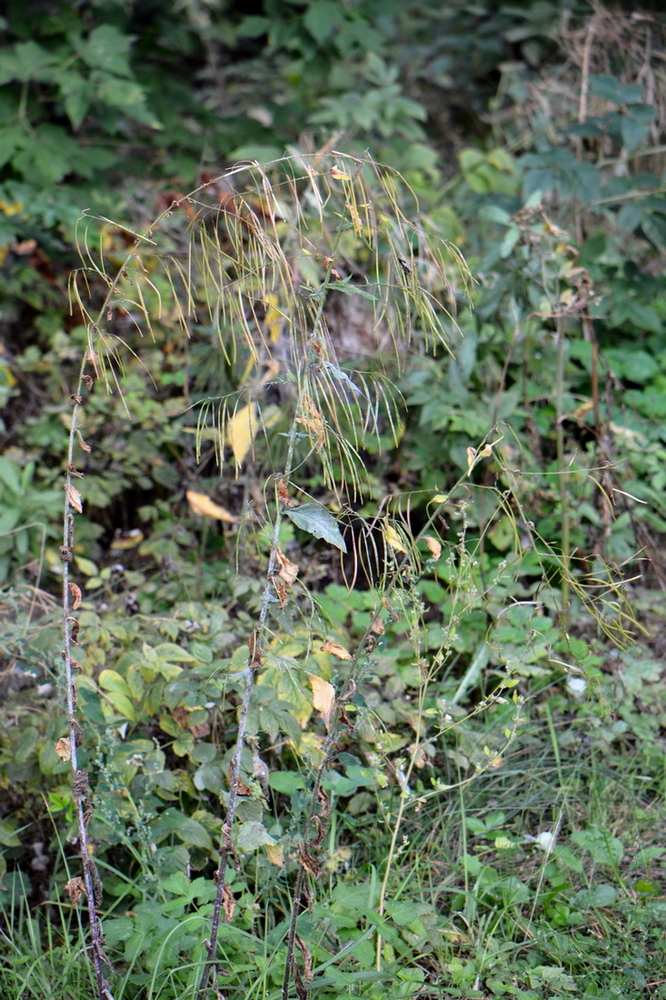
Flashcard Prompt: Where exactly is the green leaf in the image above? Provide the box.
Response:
[98,669,132,696]
[621,115,649,153]
[571,883,618,908]
[59,72,93,130]
[81,25,133,77]
[571,825,624,866]
[589,74,643,104]
[236,821,276,851]
[304,0,342,44]
[0,457,21,495]
[152,643,197,662]
[285,503,347,552]
[269,771,306,794]
[528,966,578,991]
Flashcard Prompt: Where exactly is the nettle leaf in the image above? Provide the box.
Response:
[81,25,134,77]
[236,821,276,852]
[285,503,347,552]
[589,74,643,104]
[571,825,624,866]
[304,0,342,44]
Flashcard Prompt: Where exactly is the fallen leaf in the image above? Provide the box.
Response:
[186,489,236,522]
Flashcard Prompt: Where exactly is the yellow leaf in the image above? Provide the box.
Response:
[265,842,284,867]
[226,402,258,466]
[186,490,236,522]
[383,523,408,554]
[309,674,336,730]
[54,738,71,761]
[320,641,352,660]
[263,294,284,343]
[423,535,441,560]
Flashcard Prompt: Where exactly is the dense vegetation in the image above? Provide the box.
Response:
[1,2,666,998]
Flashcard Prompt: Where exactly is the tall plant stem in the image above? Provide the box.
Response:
[62,382,114,1000]
[198,406,302,997]
[555,316,570,624]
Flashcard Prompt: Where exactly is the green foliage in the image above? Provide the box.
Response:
[2,2,666,999]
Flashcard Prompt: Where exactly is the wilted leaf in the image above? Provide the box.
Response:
[383,523,408,554]
[309,674,336,730]
[54,737,71,761]
[285,503,347,552]
[276,547,299,586]
[75,428,91,453]
[222,882,236,920]
[186,490,236,522]
[68,582,82,610]
[64,876,85,904]
[66,483,83,513]
[265,842,284,867]
[423,535,441,560]
[226,402,258,466]
[320,641,352,660]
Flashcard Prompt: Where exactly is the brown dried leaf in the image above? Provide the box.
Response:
[275,547,299,586]
[369,616,385,635]
[277,477,294,507]
[54,737,71,761]
[68,582,82,610]
[222,882,236,921]
[64,876,85,904]
[272,576,288,608]
[75,428,92,453]
[298,844,322,879]
[320,641,352,661]
[66,483,83,514]
[189,721,211,738]
[311,815,326,850]
[66,617,81,645]
[248,630,263,669]
[294,934,314,983]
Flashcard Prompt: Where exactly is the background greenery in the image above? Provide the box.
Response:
[2,1,666,998]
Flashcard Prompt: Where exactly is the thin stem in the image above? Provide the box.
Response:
[555,316,570,624]
[199,398,302,997]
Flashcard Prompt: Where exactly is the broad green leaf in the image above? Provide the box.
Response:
[571,825,624,866]
[285,503,347,552]
[589,74,643,104]
[59,72,92,130]
[153,643,197,662]
[98,669,132,696]
[0,456,21,494]
[571,883,618,908]
[236,821,276,852]
[304,0,340,44]
[81,25,133,76]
